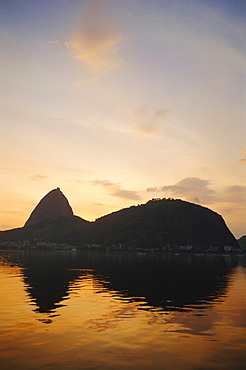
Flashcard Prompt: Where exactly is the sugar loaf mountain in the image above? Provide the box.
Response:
[0,188,239,252]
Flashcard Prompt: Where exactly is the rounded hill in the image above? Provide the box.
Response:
[91,198,238,249]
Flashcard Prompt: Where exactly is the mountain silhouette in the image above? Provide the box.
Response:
[91,198,238,249]
[24,188,73,227]
[0,189,239,249]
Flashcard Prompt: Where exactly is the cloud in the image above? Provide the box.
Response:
[222,185,246,203]
[66,0,124,73]
[147,178,246,210]
[112,189,141,200]
[48,40,61,47]
[238,148,246,164]
[92,179,141,200]
[147,177,216,204]
[127,106,169,134]
[30,175,47,181]
[92,179,116,189]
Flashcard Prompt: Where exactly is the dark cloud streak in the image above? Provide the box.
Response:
[92,179,141,200]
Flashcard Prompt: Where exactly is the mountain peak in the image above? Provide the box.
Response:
[24,188,73,227]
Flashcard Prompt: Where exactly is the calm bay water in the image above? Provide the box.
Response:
[0,250,245,369]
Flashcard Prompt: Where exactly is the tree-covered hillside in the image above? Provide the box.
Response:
[0,199,238,250]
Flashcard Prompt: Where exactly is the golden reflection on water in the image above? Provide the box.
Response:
[0,252,245,369]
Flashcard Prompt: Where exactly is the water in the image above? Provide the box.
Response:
[0,250,245,369]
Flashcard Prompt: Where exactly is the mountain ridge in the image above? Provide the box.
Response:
[0,189,239,249]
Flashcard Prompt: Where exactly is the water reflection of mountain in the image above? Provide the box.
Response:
[89,253,238,311]
[1,251,84,313]
[0,251,239,315]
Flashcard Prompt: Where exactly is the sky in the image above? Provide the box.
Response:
[0,0,245,238]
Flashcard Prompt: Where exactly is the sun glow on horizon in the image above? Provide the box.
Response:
[0,0,245,238]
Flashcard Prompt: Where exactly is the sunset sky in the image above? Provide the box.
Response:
[1,0,245,238]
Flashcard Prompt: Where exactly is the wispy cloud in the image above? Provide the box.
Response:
[238,147,246,164]
[197,167,207,172]
[30,175,47,181]
[222,185,246,203]
[92,179,141,200]
[92,179,116,188]
[48,40,61,47]
[112,189,141,200]
[66,0,124,74]
[127,106,169,134]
